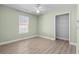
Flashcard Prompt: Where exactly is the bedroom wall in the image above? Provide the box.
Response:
[0,5,38,43]
[77,4,79,53]
[38,5,77,43]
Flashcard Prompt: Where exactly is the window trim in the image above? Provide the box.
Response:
[18,15,29,34]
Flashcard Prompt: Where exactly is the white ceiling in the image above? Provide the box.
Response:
[2,4,76,15]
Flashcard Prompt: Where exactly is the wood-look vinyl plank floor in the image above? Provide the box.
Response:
[0,37,76,54]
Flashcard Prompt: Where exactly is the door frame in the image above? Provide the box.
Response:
[54,11,70,43]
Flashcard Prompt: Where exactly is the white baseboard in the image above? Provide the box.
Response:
[0,35,37,46]
[38,35,55,40]
[69,42,76,46]
[56,37,76,46]
[0,35,76,46]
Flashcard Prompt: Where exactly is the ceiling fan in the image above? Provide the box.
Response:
[33,4,45,13]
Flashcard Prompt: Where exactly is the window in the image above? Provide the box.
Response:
[19,15,29,34]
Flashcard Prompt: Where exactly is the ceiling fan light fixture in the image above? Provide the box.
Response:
[33,4,44,14]
[36,9,40,13]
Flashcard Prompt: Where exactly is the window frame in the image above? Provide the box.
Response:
[18,15,29,34]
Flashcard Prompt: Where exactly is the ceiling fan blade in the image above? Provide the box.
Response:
[39,8,45,11]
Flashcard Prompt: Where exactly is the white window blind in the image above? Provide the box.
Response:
[19,15,29,34]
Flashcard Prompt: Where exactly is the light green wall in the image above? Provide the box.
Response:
[0,5,37,42]
[38,5,77,43]
[77,5,79,53]
[38,13,55,38]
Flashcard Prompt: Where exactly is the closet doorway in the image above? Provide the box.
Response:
[55,13,70,41]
